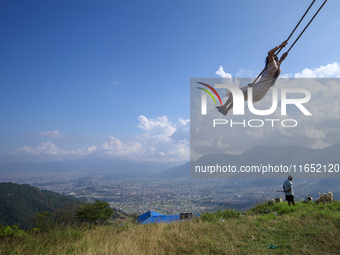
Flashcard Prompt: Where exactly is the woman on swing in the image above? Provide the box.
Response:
[217,41,289,116]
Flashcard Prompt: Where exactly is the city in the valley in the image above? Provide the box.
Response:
[1,174,334,215]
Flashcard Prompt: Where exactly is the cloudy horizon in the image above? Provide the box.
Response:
[2,62,340,165]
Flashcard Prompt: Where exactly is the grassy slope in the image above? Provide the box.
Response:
[1,201,340,255]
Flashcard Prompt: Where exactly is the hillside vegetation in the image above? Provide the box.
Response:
[0,182,83,229]
[1,201,340,254]
[0,183,128,230]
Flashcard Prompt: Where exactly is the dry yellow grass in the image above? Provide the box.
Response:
[2,202,340,254]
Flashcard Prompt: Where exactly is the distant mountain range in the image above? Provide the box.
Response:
[158,144,340,179]
[0,157,179,179]
[157,162,191,179]
[1,144,339,182]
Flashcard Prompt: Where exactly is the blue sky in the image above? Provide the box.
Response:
[1,0,339,164]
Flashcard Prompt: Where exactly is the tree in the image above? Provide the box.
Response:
[30,211,56,232]
[75,200,114,225]
[55,201,79,226]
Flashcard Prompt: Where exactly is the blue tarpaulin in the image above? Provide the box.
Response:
[138,211,181,224]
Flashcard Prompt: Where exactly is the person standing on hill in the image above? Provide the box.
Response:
[283,175,295,206]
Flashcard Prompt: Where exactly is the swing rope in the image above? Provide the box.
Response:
[249,0,328,87]
[286,0,328,54]
[275,0,316,56]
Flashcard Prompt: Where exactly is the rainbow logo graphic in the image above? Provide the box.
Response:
[196,82,222,106]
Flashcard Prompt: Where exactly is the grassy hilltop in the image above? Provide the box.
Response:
[1,201,340,254]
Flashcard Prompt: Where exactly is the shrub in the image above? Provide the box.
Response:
[75,200,114,225]
[30,211,56,232]
[0,224,27,238]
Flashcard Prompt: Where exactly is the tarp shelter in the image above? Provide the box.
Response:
[138,211,180,224]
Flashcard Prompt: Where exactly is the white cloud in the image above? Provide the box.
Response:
[39,130,65,138]
[190,73,340,160]
[68,146,98,155]
[12,141,67,155]
[235,69,254,78]
[191,63,340,158]
[137,115,176,137]
[293,62,340,78]
[217,62,340,79]
[11,141,97,156]
[7,115,190,163]
[215,66,232,78]
[101,137,142,156]
[101,115,190,162]
[86,146,97,154]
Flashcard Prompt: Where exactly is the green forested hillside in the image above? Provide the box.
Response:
[0,182,80,229]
